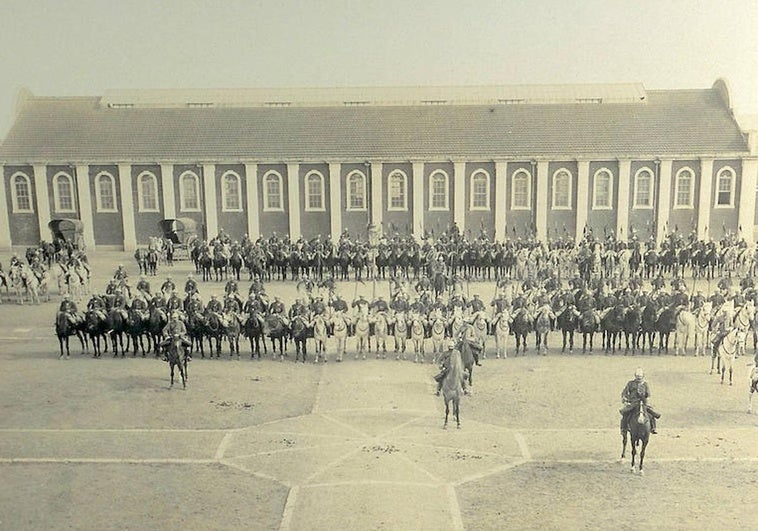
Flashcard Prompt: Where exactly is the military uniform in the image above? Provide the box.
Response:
[59,298,83,325]
[184,277,198,296]
[161,278,176,295]
[620,377,660,434]
[328,297,346,314]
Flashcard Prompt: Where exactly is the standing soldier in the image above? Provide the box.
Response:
[164,238,174,266]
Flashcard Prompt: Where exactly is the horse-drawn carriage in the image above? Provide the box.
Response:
[158,218,200,260]
[48,219,85,251]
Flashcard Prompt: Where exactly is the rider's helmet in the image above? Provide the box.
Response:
[634,367,645,381]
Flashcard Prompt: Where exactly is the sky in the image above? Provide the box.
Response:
[1,0,758,138]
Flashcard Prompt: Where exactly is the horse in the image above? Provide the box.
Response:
[224,312,242,359]
[510,308,533,355]
[556,305,579,354]
[213,251,229,282]
[690,303,713,357]
[126,309,150,356]
[353,312,371,359]
[134,248,148,275]
[621,401,651,475]
[85,308,109,358]
[264,313,289,360]
[19,267,41,305]
[204,312,226,358]
[600,305,625,355]
[229,248,244,281]
[533,306,554,355]
[289,315,312,363]
[312,314,329,363]
[441,349,465,429]
[164,335,187,389]
[714,327,745,385]
[199,250,213,281]
[242,313,266,359]
[146,248,159,276]
[655,305,677,354]
[429,314,448,360]
[409,314,427,363]
[108,308,128,357]
[622,305,642,355]
[55,312,87,359]
[393,312,408,359]
[373,311,391,358]
[493,309,511,359]
[330,312,350,362]
[146,307,168,356]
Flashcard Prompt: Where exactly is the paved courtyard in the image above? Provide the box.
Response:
[0,251,757,530]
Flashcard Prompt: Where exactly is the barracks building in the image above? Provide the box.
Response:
[0,79,756,251]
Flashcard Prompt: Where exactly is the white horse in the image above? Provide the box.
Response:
[429,313,447,361]
[372,311,390,358]
[692,303,712,357]
[393,311,408,360]
[470,312,489,359]
[312,314,328,363]
[353,312,371,360]
[330,312,350,362]
[408,313,426,363]
[674,310,697,356]
[714,327,745,385]
[493,309,511,359]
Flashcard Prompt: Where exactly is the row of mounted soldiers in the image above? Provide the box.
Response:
[188,224,758,291]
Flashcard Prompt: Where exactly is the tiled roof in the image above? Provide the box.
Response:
[0,87,748,163]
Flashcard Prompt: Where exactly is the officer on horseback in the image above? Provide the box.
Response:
[59,294,83,325]
[620,368,661,434]
[136,276,151,297]
[434,339,469,396]
[113,263,128,281]
[161,311,192,362]
[161,275,176,297]
[184,274,198,297]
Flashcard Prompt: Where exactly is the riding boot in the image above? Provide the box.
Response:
[650,417,658,434]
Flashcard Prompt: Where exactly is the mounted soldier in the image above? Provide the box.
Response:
[86,293,108,321]
[161,275,176,298]
[620,368,661,434]
[136,276,151,298]
[59,294,84,326]
[113,263,128,281]
[184,273,198,297]
[161,311,192,362]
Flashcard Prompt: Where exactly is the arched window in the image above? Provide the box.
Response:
[95,172,117,212]
[593,169,613,210]
[552,169,572,209]
[388,171,407,211]
[674,168,695,208]
[429,171,449,210]
[263,171,284,211]
[221,171,242,212]
[11,173,33,213]
[511,169,531,210]
[305,171,325,211]
[179,171,201,212]
[715,167,735,207]
[138,172,159,212]
[633,168,654,208]
[53,172,75,212]
[470,170,490,210]
[346,171,366,211]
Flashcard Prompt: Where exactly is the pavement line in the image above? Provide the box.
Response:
[446,483,465,531]
[278,486,299,531]
[317,413,371,438]
[214,432,234,460]
[0,428,230,433]
[454,460,528,486]
[0,458,215,464]
[514,432,532,460]
[219,459,290,486]
[232,443,354,460]
[396,452,442,483]
[311,364,324,414]
[303,480,439,488]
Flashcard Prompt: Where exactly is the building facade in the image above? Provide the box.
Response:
[0,80,755,251]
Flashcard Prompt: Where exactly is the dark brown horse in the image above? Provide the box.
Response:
[621,401,651,475]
